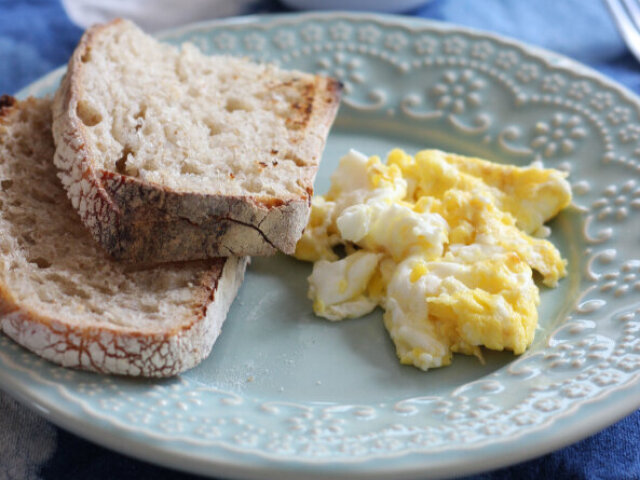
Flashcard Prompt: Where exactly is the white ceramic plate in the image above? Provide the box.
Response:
[7,12,640,480]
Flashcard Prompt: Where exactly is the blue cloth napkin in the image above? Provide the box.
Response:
[1,0,640,478]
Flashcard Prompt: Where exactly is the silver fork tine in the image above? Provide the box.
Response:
[621,0,640,31]
[604,0,640,63]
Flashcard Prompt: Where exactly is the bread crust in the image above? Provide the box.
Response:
[0,96,249,377]
[0,256,248,377]
[52,20,342,263]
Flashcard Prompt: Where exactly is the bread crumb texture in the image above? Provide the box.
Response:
[76,20,331,198]
[0,97,247,376]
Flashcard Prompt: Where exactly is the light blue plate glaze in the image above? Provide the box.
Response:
[8,12,640,480]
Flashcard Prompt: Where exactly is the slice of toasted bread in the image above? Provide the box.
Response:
[52,19,341,263]
[0,95,248,377]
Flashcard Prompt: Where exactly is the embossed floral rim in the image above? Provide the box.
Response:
[7,12,640,480]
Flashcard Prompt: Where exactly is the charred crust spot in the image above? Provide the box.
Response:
[323,78,343,105]
[0,95,16,120]
[28,257,52,269]
[81,47,92,63]
[272,160,278,166]
[331,79,345,94]
[258,161,268,168]
[270,149,279,155]
[303,186,313,207]
[0,95,16,110]
[285,82,315,131]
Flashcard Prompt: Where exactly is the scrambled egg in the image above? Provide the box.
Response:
[294,149,572,370]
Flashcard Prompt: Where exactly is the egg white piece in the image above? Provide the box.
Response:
[337,201,448,261]
[308,250,383,321]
